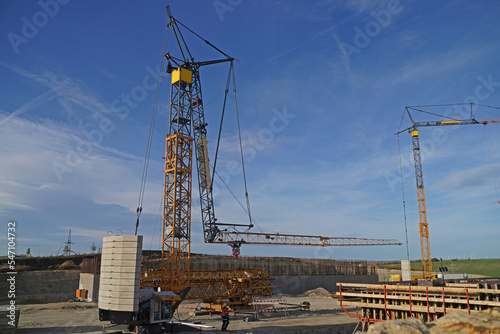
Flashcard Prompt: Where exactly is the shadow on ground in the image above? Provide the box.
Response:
[209,322,359,334]
[17,325,103,334]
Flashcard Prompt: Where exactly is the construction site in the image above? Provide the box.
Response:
[2,3,500,334]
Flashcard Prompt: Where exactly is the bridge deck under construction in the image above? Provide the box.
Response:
[335,279,500,327]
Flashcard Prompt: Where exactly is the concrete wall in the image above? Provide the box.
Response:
[79,273,100,302]
[145,256,376,276]
[0,270,79,305]
[273,275,378,295]
[0,255,377,304]
[0,270,377,304]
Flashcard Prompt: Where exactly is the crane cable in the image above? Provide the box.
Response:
[135,28,169,235]
[397,109,410,260]
[397,109,411,260]
[484,123,500,204]
[211,62,233,189]
[212,166,264,233]
[397,135,410,261]
[211,62,256,231]
[231,63,254,229]
[477,104,500,204]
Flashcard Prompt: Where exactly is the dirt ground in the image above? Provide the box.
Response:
[16,295,360,334]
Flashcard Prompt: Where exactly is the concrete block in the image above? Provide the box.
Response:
[98,235,142,313]
[101,252,141,261]
[401,260,411,281]
[99,290,140,299]
[99,277,139,287]
[98,301,137,312]
[100,258,141,267]
[102,246,142,254]
[100,271,141,280]
[103,235,144,243]
[102,241,142,248]
[79,273,100,302]
[99,287,139,294]
[98,295,137,304]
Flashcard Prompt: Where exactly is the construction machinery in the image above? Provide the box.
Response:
[396,104,500,279]
[98,236,206,333]
[138,6,401,305]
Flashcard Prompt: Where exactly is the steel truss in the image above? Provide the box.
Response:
[215,231,402,247]
[141,268,273,305]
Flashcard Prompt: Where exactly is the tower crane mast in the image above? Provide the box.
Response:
[396,104,500,279]
[160,6,234,293]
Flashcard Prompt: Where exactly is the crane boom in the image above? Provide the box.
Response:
[214,231,402,247]
[396,104,499,279]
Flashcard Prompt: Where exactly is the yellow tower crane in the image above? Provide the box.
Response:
[396,103,500,279]
[138,7,402,304]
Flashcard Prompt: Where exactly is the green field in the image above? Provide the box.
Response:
[382,259,500,277]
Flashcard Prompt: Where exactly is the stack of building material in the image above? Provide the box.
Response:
[98,235,142,312]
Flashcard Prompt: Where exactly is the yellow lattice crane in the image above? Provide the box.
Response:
[396,103,500,279]
[139,7,402,303]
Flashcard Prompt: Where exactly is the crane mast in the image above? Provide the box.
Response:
[162,66,194,292]
[410,129,432,278]
[397,104,500,279]
[161,6,233,292]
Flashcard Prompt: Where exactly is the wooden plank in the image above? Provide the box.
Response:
[338,292,500,307]
[446,283,478,287]
[337,282,500,295]
[340,300,436,313]
[342,289,459,298]
[337,283,377,288]
[341,300,478,314]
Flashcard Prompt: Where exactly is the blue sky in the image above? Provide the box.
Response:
[1,0,499,262]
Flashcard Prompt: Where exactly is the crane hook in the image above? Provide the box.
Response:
[231,244,241,260]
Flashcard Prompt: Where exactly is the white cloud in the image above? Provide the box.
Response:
[432,164,496,192]
[0,114,153,215]
[389,47,492,85]
[0,62,114,124]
